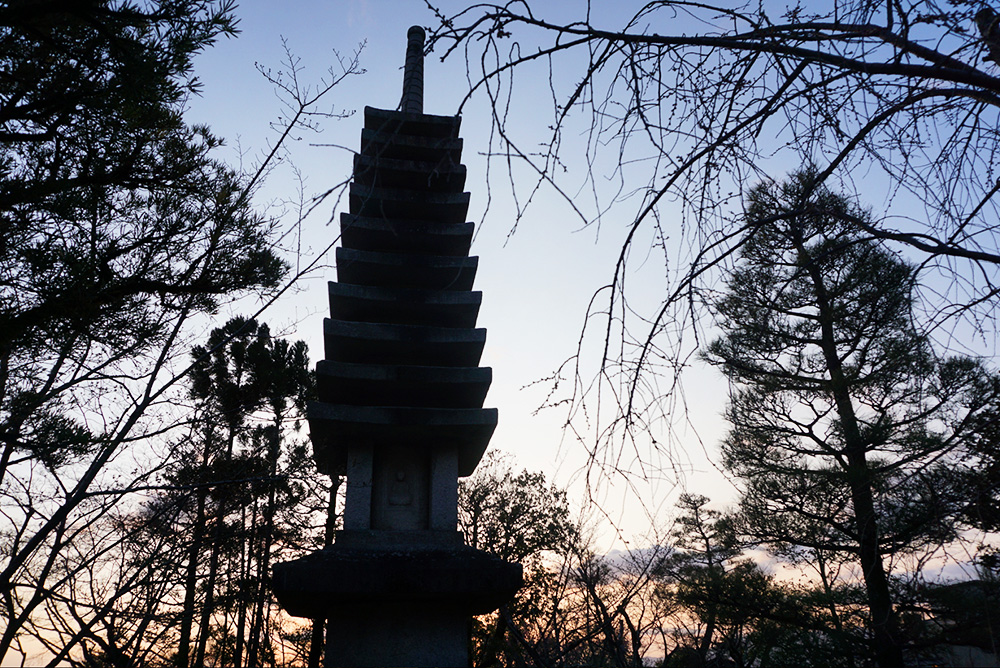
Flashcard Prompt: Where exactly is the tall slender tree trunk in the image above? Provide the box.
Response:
[233,502,251,668]
[246,531,268,667]
[246,538,267,667]
[176,487,207,668]
[196,423,240,666]
[826,341,905,668]
[195,513,223,667]
[697,615,717,668]
[475,612,509,668]
[248,425,280,667]
[0,348,15,491]
[797,231,906,668]
[308,475,342,668]
[847,463,904,668]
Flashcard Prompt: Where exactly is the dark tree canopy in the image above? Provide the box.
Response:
[460,450,578,563]
[658,494,799,668]
[0,0,285,472]
[0,2,305,662]
[170,317,317,668]
[703,171,1000,666]
[458,452,584,667]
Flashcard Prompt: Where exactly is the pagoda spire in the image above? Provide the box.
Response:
[401,25,424,114]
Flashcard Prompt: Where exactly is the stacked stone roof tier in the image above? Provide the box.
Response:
[308,105,497,478]
[338,216,474,255]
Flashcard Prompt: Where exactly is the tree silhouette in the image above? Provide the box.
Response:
[179,318,314,668]
[0,3,360,662]
[0,2,283,661]
[459,451,579,667]
[703,170,1000,667]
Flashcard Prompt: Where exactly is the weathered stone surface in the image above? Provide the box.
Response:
[335,247,477,290]
[360,128,463,163]
[364,105,462,138]
[350,183,470,223]
[328,282,481,328]
[324,610,468,667]
[340,214,474,256]
[343,444,374,529]
[352,153,467,192]
[316,361,491,408]
[429,445,459,530]
[401,25,425,115]
[323,318,486,367]
[307,403,497,476]
[272,540,523,617]
[371,442,430,530]
[335,528,464,548]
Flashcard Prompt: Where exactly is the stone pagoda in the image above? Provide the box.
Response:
[272,26,522,668]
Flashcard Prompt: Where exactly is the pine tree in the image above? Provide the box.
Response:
[703,169,1000,667]
[0,3,292,661]
[180,318,313,668]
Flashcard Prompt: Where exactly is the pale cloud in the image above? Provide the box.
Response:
[347,0,374,28]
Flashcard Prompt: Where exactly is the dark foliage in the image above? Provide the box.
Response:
[0,2,290,662]
[704,170,1000,666]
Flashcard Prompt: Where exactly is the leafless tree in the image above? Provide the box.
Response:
[425,0,1000,488]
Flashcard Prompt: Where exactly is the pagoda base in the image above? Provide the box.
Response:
[272,531,523,668]
[325,606,469,667]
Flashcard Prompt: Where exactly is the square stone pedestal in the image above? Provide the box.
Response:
[325,607,468,667]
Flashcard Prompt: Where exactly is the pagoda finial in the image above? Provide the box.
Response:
[401,25,425,114]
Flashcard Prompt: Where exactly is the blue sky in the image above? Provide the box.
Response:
[184,0,739,545]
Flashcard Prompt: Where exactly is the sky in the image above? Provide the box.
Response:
[184,0,740,546]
